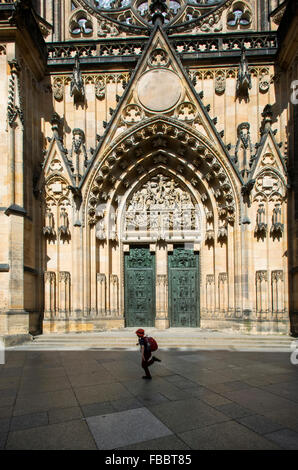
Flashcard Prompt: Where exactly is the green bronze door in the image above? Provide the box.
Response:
[168,246,200,327]
[125,246,155,327]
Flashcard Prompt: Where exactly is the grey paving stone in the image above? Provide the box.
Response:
[6,420,97,450]
[18,376,71,395]
[148,398,230,433]
[117,434,191,450]
[0,376,19,391]
[1,367,24,378]
[188,370,232,386]
[169,378,199,390]
[10,412,48,431]
[265,428,298,450]
[196,391,232,407]
[0,407,13,419]
[216,403,253,419]
[74,382,132,406]
[205,380,255,394]
[67,371,117,388]
[48,407,83,424]
[223,387,295,413]
[13,389,78,416]
[260,382,298,403]
[136,392,170,406]
[262,407,298,433]
[86,407,173,450]
[158,386,194,402]
[179,354,215,363]
[22,367,66,378]
[0,432,7,450]
[237,414,284,435]
[179,420,281,450]
[164,374,185,383]
[0,418,10,433]
[82,402,115,418]
[110,397,143,412]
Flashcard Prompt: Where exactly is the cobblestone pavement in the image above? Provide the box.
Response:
[0,342,298,450]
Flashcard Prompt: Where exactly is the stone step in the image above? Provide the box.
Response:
[8,329,293,351]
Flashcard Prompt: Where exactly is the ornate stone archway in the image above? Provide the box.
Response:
[79,118,241,330]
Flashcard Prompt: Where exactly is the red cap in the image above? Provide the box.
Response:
[135,329,145,337]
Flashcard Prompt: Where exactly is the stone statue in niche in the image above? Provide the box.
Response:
[70,54,85,103]
[270,203,283,239]
[236,47,252,103]
[215,73,226,95]
[95,79,105,100]
[43,208,56,240]
[58,207,71,240]
[254,203,267,239]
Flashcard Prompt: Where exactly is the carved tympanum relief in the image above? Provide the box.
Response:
[124,174,200,241]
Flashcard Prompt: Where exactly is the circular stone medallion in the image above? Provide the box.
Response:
[137,69,182,112]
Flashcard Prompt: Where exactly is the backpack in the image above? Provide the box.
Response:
[146,336,158,352]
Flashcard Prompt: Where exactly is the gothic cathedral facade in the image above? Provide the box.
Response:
[0,0,297,342]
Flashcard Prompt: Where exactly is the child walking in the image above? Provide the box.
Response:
[135,329,161,380]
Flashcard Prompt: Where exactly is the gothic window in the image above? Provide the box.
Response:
[227,2,252,29]
[137,1,148,16]
[70,11,93,36]
[169,1,181,15]
[94,0,131,8]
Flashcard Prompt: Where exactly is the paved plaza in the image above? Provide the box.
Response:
[0,332,298,450]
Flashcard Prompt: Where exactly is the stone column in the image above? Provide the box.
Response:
[155,243,169,329]
[110,274,119,316]
[96,273,106,316]
[44,272,56,319]
[272,270,284,314]
[218,273,228,314]
[59,271,71,317]
[256,270,268,316]
[156,274,168,329]
[90,225,97,317]
[206,274,215,314]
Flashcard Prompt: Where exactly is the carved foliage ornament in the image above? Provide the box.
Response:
[122,104,144,124]
[176,102,197,122]
[149,48,169,68]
